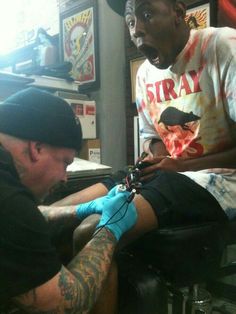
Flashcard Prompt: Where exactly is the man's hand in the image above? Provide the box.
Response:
[96,192,137,241]
[137,138,186,179]
[139,156,186,180]
[76,186,120,220]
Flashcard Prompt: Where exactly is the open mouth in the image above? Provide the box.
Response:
[139,45,160,65]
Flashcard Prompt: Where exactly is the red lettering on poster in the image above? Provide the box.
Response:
[85,105,95,115]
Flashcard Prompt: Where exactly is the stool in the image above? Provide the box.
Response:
[118,220,236,314]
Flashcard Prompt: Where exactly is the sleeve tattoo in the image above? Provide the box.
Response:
[13,229,116,313]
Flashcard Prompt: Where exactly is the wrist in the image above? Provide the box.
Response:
[95,220,120,241]
[94,226,118,243]
[105,225,121,241]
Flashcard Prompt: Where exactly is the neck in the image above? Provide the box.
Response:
[175,23,190,57]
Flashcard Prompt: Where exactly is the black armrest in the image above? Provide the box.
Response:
[125,222,227,286]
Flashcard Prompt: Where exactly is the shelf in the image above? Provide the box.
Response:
[0,71,34,85]
[27,75,80,92]
[0,71,80,93]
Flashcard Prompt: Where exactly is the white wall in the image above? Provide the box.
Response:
[91,0,127,172]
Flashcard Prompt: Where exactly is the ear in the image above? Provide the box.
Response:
[174,1,187,23]
[28,141,42,162]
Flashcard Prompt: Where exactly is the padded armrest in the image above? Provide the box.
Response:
[125,222,227,286]
[226,219,236,244]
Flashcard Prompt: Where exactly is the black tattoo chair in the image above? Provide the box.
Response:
[118,220,236,314]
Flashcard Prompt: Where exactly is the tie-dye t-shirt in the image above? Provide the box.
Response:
[136,27,236,219]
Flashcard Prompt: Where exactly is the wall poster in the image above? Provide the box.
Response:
[185,1,217,29]
[60,0,99,90]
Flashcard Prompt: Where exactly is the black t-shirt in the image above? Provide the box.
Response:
[0,147,61,305]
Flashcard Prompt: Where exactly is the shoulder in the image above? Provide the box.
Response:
[0,148,35,204]
[1,192,46,231]
[197,27,236,50]
[213,27,236,64]
[191,27,236,64]
[0,171,36,213]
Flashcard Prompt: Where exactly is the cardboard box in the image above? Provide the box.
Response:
[79,139,101,163]
[65,98,96,139]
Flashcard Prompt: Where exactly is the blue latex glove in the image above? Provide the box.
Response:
[75,185,120,220]
[107,185,120,197]
[96,191,137,241]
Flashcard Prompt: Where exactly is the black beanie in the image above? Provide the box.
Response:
[106,0,126,16]
[0,87,82,151]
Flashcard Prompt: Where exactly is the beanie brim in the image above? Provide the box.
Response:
[106,0,126,16]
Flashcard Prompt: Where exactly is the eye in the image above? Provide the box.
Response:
[143,10,152,21]
[126,16,135,28]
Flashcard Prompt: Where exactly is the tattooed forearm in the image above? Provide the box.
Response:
[66,228,117,312]
[12,229,116,313]
[38,206,78,222]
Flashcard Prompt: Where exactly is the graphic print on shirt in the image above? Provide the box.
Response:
[158,107,200,132]
[156,106,203,158]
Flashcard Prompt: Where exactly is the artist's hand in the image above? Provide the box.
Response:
[96,192,137,241]
[75,185,120,219]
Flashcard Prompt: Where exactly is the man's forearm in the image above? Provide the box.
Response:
[67,228,117,312]
[39,205,78,223]
[184,146,236,171]
[13,228,117,314]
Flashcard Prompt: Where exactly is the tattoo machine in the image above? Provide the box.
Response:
[118,153,150,202]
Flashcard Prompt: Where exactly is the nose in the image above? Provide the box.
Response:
[131,18,145,41]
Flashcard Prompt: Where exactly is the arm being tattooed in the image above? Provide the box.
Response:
[38,205,78,223]
[13,229,116,313]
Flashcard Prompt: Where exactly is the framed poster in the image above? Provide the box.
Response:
[60,0,99,91]
[130,57,145,103]
[185,1,217,29]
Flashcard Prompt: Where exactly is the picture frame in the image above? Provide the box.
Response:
[130,57,145,103]
[185,0,217,29]
[60,0,99,91]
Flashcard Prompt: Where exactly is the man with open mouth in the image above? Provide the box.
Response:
[104,0,236,235]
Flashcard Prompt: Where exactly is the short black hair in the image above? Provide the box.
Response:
[124,0,178,16]
[107,0,179,17]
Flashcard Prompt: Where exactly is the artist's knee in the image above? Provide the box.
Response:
[73,214,100,253]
